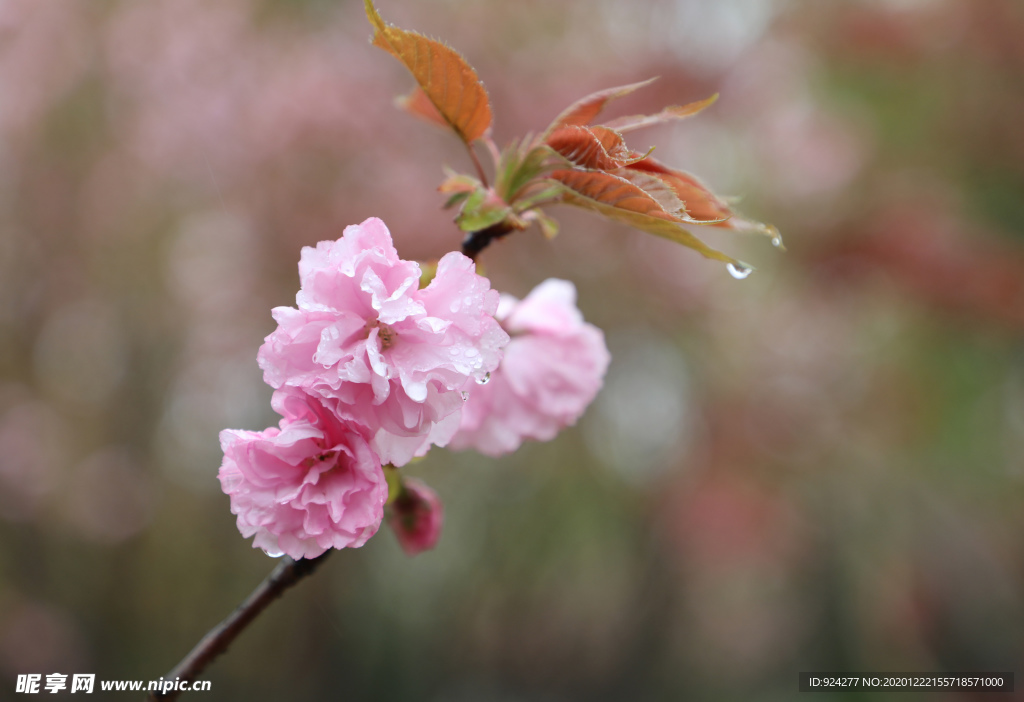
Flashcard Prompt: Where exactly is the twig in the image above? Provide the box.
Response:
[465,142,489,188]
[146,551,332,701]
[461,221,517,260]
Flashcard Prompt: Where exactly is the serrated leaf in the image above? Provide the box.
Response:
[549,169,673,220]
[546,125,627,170]
[395,86,448,129]
[601,94,719,133]
[627,157,741,226]
[546,77,658,133]
[615,170,690,220]
[366,0,492,144]
[549,169,746,265]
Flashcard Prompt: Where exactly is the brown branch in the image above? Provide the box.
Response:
[146,551,332,701]
[461,221,517,261]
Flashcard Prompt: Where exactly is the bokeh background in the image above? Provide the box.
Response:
[2,0,1024,699]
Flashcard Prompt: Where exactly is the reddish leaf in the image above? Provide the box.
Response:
[549,169,673,220]
[628,157,737,225]
[395,86,448,129]
[366,0,492,144]
[548,169,747,265]
[545,125,652,171]
[546,77,658,132]
[615,170,690,220]
[628,157,780,244]
[588,126,629,157]
[601,94,719,133]
[546,126,626,170]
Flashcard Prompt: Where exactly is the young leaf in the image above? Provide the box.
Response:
[545,125,628,170]
[438,169,481,194]
[545,77,658,133]
[495,142,558,203]
[396,86,448,129]
[549,169,747,265]
[438,169,480,208]
[512,183,565,213]
[614,170,690,220]
[455,188,511,232]
[443,191,472,209]
[588,126,635,160]
[549,169,674,221]
[626,157,779,243]
[366,0,492,144]
[627,157,741,226]
[601,94,719,133]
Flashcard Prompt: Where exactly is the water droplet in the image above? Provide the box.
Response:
[726,263,753,280]
[460,391,469,400]
[476,372,491,385]
[465,348,479,358]
[449,300,461,313]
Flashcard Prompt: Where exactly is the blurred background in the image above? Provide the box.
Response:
[2,0,1024,699]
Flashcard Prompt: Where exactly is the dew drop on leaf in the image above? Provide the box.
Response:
[726,263,753,280]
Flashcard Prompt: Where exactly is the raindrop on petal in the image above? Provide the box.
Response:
[476,372,491,385]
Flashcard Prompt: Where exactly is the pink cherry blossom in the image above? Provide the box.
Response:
[218,389,387,559]
[449,279,610,457]
[386,477,443,556]
[258,217,509,466]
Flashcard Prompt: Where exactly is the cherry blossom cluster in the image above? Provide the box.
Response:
[218,217,609,559]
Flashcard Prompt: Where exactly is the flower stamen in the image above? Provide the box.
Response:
[365,318,397,350]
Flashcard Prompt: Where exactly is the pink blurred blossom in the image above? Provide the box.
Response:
[103,0,387,188]
[218,388,387,559]
[449,279,610,457]
[258,217,508,466]
[386,477,443,556]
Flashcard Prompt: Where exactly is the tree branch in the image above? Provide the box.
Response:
[146,551,332,701]
[461,221,517,261]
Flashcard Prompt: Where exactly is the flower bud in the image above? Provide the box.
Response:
[386,477,443,556]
